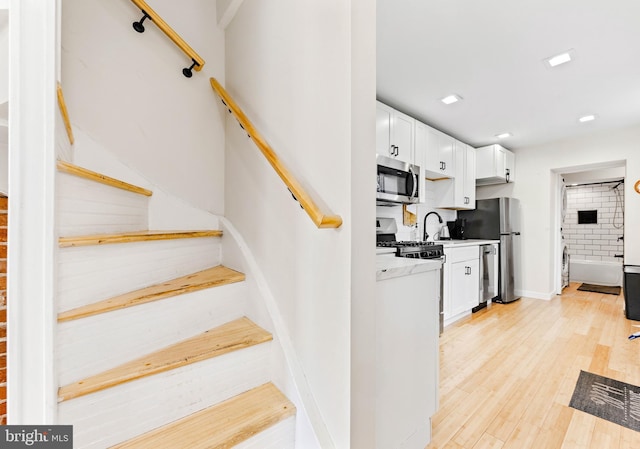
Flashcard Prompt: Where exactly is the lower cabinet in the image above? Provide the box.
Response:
[443,246,480,325]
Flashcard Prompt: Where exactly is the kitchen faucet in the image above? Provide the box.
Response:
[423,211,443,241]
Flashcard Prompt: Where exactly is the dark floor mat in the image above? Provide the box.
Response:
[569,370,640,431]
[577,283,621,295]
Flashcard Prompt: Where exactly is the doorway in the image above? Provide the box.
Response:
[552,161,626,295]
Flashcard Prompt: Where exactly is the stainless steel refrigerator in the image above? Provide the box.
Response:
[458,197,521,303]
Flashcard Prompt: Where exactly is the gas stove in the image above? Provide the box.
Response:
[376,218,444,259]
[376,240,436,248]
[379,241,444,259]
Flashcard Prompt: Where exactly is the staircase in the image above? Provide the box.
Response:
[55,162,296,448]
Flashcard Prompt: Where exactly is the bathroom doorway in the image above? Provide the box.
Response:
[552,161,626,295]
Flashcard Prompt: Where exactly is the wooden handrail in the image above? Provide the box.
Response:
[129,0,205,74]
[635,179,640,194]
[56,82,74,145]
[209,78,343,229]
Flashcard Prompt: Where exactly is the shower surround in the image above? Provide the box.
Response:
[563,182,624,263]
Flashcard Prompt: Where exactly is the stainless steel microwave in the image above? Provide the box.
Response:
[376,154,420,205]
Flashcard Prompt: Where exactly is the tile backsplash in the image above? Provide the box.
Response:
[376,180,456,241]
[562,183,624,262]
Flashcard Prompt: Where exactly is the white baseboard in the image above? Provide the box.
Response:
[517,289,555,301]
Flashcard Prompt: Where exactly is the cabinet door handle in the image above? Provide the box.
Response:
[394,145,399,156]
[506,169,510,183]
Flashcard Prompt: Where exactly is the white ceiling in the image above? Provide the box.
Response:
[377,0,640,150]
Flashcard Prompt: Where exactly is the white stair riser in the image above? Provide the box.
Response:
[234,416,296,449]
[58,238,221,311]
[57,283,247,384]
[59,343,272,449]
[58,172,149,235]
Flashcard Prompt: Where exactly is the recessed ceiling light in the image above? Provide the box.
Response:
[545,49,574,68]
[579,114,596,123]
[495,132,512,139]
[441,94,462,105]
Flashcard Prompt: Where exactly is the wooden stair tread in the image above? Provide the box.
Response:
[58,317,272,402]
[57,161,153,197]
[58,265,245,322]
[111,382,296,449]
[59,230,223,247]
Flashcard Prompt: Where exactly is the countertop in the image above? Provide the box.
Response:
[376,255,442,281]
[376,240,500,255]
[439,239,500,248]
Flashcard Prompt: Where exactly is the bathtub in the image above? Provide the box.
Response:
[569,259,623,287]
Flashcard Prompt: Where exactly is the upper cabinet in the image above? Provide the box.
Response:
[435,141,476,210]
[376,102,415,164]
[475,144,516,185]
[416,121,455,179]
[375,101,477,208]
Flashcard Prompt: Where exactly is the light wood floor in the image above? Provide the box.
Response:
[427,283,640,449]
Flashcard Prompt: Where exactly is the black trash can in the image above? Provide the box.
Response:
[624,265,640,321]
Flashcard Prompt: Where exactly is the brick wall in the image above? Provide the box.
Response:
[0,195,6,424]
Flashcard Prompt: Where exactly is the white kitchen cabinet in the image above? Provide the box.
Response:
[435,141,476,209]
[416,121,455,179]
[475,144,516,185]
[443,246,480,326]
[376,262,440,449]
[376,101,415,164]
[505,149,515,183]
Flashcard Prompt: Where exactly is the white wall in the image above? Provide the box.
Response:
[563,166,625,185]
[477,123,640,298]
[1,9,8,195]
[224,1,374,447]
[61,0,225,214]
[0,9,7,105]
[376,181,457,242]
[8,0,58,423]
[349,1,376,447]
